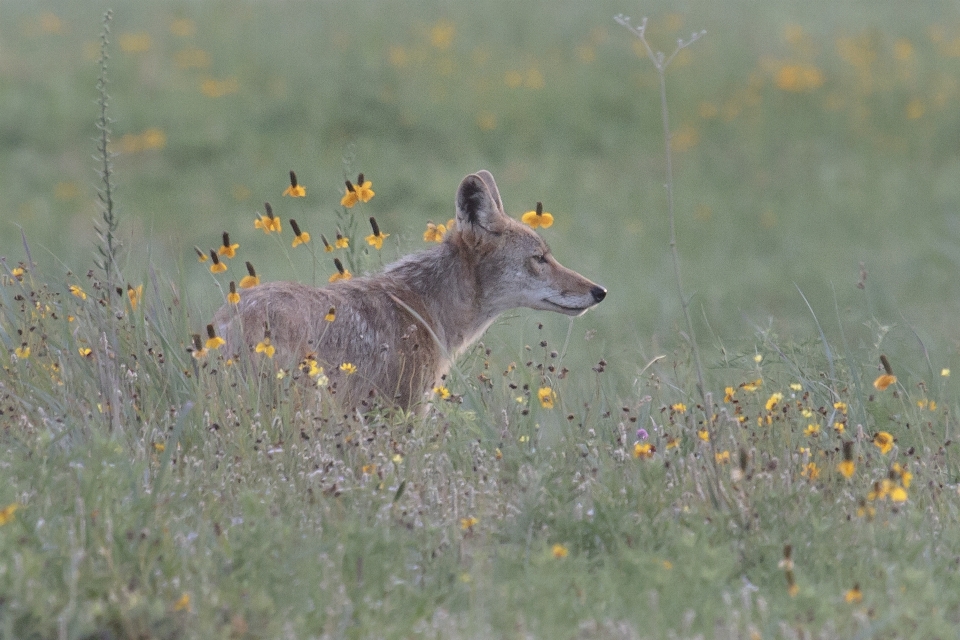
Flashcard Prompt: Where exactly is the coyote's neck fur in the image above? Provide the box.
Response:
[214,170,606,411]
[383,242,501,358]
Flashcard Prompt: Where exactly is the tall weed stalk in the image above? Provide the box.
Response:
[92,9,125,433]
[615,15,707,406]
[94,10,121,297]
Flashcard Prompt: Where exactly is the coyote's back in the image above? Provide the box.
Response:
[214,170,606,410]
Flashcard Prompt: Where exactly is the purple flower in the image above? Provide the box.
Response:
[636,428,649,441]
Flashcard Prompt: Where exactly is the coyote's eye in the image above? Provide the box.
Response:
[533,254,548,264]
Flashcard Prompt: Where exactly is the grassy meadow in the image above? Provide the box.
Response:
[3,0,960,637]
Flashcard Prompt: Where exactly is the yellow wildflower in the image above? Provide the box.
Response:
[290,219,311,247]
[204,324,225,350]
[227,282,240,305]
[671,402,687,413]
[0,503,19,526]
[329,258,351,282]
[741,378,762,392]
[538,386,556,409]
[873,374,896,391]
[893,463,912,488]
[890,486,908,503]
[239,262,260,289]
[873,432,894,455]
[857,502,875,519]
[173,593,191,612]
[282,170,306,197]
[209,250,227,273]
[868,479,893,501]
[194,246,208,262]
[715,450,731,464]
[309,365,326,385]
[301,358,322,378]
[127,285,143,311]
[433,386,451,399]
[789,383,802,391]
[254,203,282,234]
[341,174,374,208]
[942,368,950,377]
[697,429,710,442]
[834,401,848,415]
[460,516,479,530]
[765,392,783,411]
[774,62,824,92]
[804,423,820,436]
[365,217,389,250]
[217,232,239,258]
[255,338,275,358]
[521,202,554,229]
[69,285,87,300]
[423,221,447,243]
[723,386,735,402]
[14,345,30,359]
[325,307,336,322]
[633,442,654,459]
[340,362,357,375]
[78,347,93,358]
[838,443,856,479]
[335,232,349,249]
[845,585,863,604]
[551,543,569,558]
[802,462,820,480]
[190,334,208,360]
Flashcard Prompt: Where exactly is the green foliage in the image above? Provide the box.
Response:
[2,255,960,637]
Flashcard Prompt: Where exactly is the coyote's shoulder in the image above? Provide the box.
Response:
[214,170,605,410]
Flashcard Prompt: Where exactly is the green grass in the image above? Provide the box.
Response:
[3,0,960,637]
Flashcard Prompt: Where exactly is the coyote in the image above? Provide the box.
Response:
[214,170,606,410]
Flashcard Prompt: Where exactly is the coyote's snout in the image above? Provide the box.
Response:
[214,170,606,409]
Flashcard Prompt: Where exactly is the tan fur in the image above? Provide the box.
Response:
[213,171,606,410]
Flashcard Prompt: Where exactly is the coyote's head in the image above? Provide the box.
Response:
[450,170,606,318]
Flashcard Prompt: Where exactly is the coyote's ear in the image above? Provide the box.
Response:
[455,173,504,232]
[474,170,504,213]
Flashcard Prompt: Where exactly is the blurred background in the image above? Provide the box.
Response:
[3,0,960,388]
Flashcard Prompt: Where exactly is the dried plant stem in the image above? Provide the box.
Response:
[615,15,707,406]
[94,10,121,297]
[92,10,124,435]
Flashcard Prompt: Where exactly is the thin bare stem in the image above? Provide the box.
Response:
[615,14,707,405]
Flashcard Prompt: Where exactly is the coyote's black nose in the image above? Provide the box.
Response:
[590,286,607,303]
